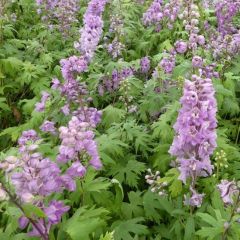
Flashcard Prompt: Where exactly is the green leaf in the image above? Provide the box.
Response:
[143,191,163,222]
[113,217,149,240]
[65,207,109,240]
[109,159,145,187]
[184,216,195,240]
[102,105,126,128]
[22,203,46,219]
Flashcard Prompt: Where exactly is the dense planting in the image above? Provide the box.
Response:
[0,0,240,239]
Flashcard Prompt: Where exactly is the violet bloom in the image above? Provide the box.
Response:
[75,0,108,61]
[142,0,181,31]
[19,200,69,237]
[215,0,240,36]
[175,40,188,54]
[160,52,176,74]
[61,104,70,116]
[54,0,79,37]
[51,78,60,90]
[192,56,203,68]
[60,56,88,82]
[44,200,70,224]
[57,116,102,170]
[217,180,239,204]
[169,74,217,207]
[40,120,56,134]
[140,56,151,73]
[142,0,163,27]
[102,68,134,92]
[184,188,205,208]
[35,91,50,112]
[197,35,205,45]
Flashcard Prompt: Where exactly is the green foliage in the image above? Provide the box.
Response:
[0,1,240,240]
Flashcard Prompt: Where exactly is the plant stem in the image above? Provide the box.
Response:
[222,191,240,240]
[0,182,49,240]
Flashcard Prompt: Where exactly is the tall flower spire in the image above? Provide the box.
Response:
[169,74,217,207]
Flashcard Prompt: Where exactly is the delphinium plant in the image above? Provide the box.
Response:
[0,0,240,239]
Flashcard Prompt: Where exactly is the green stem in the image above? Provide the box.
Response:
[0,181,49,240]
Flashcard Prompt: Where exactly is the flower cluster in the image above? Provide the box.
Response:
[36,0,79,36]
[57,116,102,175]
[105,12,125,59]
[145,169,167,196]
[1,130,69,238]
[40,120,56,134]
[140,56,151,73]
[160,50,176,74]
[106,38,125,59]
[179,2,205,52]
[99,68,134,94]
[142,0,181,31]
[209,32,240,59]
[74,0,108,61]
[169,74,217,207]
[35,91,50,112]
[54,0,79,37]
[215,0,240,36]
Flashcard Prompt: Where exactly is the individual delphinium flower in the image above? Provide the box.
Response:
[40,120,56,134]
[57,116,102,190]
[218,180,239,205]
[145,169,168,196]
[0,130,69,239]
[169,73,218,207]
[74,0,108,61]
[35,91,50,112]
[174,40,188,54]
[192,56,203,68]
[140,56,151,74]
[184,187,205,208]
[215,0,240,36]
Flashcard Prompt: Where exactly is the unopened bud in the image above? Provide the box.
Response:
[22,193,34,203]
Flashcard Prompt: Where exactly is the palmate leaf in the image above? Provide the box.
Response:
[152,101,180,143]
[121,191,144,219]
[64,206,109,240]
[143,191,163,222]
[196,211,225,240]
[113,217,149,240]
[108,158,145,188]
[101,105,126,128]
[97,133,128,165]
[99,232,114,240]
